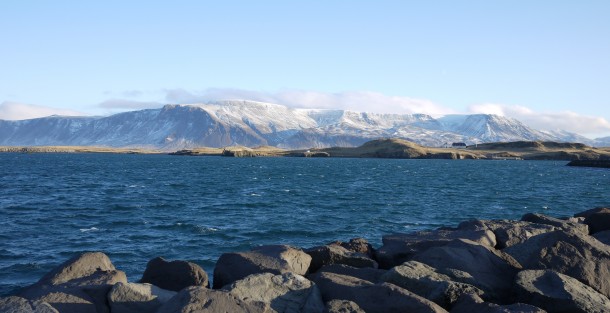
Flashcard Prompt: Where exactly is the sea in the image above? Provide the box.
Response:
[1,153,609,296]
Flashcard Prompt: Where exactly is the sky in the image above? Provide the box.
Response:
[1,1,610,138]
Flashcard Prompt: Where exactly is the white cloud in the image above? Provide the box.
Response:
[468,103,610,137]
[163,88,455,116]
[0,101,84,120]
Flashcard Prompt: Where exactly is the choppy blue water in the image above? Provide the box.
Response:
[1,153,609,295]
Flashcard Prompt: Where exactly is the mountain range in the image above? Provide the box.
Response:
[0,100,606,150]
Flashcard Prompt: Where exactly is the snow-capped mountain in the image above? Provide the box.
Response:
[0,100,598,149]
[595,136,610,147]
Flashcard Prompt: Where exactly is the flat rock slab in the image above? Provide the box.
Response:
[108,282,176,313]
[140,257,209,291]
[313,272,447,313]
[504,229,610,299]
[381,260,483,309]
[514,270,610,313]
[224,272,324,313]
[213,245,311,289]
[376,228,496,269]
[0,296,58,313]
[157,286,268,313]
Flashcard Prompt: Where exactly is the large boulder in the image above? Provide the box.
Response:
[521,213,588,235]
[327,238,374,258]
[312,272,447,313]
[224,272,324,313]
[451,293,546,313]
[411,239,521,303]
[19,252,127,313]
[375,228,496,269]
[37,252,117,286]
[107,282,176,313]
[323,299,365,313]
[213,245,311,289]
[381,260,484,309]
[458,219,557,249]
[156,286,268,313]
[308,264,387,283]
[140,257,209,291]
[514,270,610,313]
[0,296,58,313]
[504,229,610,299]
[305,244,377,273]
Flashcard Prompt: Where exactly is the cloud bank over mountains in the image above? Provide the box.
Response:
[1,88,609,138]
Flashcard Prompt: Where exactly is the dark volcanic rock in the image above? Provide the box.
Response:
[156,286,268,313]
[458,219,557,249]
[107,282,176,313]
[313,272,447,313]
[451,293,546,313]
[308,264,387,284]
[305,244,377,273]
[574,207,610,219]
[140,257,209,291]
[323,299,365,313]
[583,212,610,234]
[223,272,324,313]
[381,260,484,309]
[504,229,610,299]
[514,270,610,313]
[213,245,311,289]
[19,252,127,313]
[574,208,610,234]
[521,213,588,235]
[375,228,496,269]
[411,239,521,303]
[594,230,610,246]
[0,296,58,313]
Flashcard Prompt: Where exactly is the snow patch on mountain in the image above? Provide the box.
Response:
[0,100,597,149]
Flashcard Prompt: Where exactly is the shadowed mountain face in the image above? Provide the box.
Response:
[0,100,600,149]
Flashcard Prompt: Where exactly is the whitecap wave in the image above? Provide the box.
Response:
[80,227,99,232]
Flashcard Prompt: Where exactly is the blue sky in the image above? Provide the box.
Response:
[1,1,609,137]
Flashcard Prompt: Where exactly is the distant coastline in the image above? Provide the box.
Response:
[3,138,609,162]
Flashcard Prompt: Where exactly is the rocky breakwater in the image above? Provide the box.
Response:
[3,208,610,313]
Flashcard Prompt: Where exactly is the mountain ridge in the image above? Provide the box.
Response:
[0,100,606,149]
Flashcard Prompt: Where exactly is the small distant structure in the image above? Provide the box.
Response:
[451,142,467,149]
